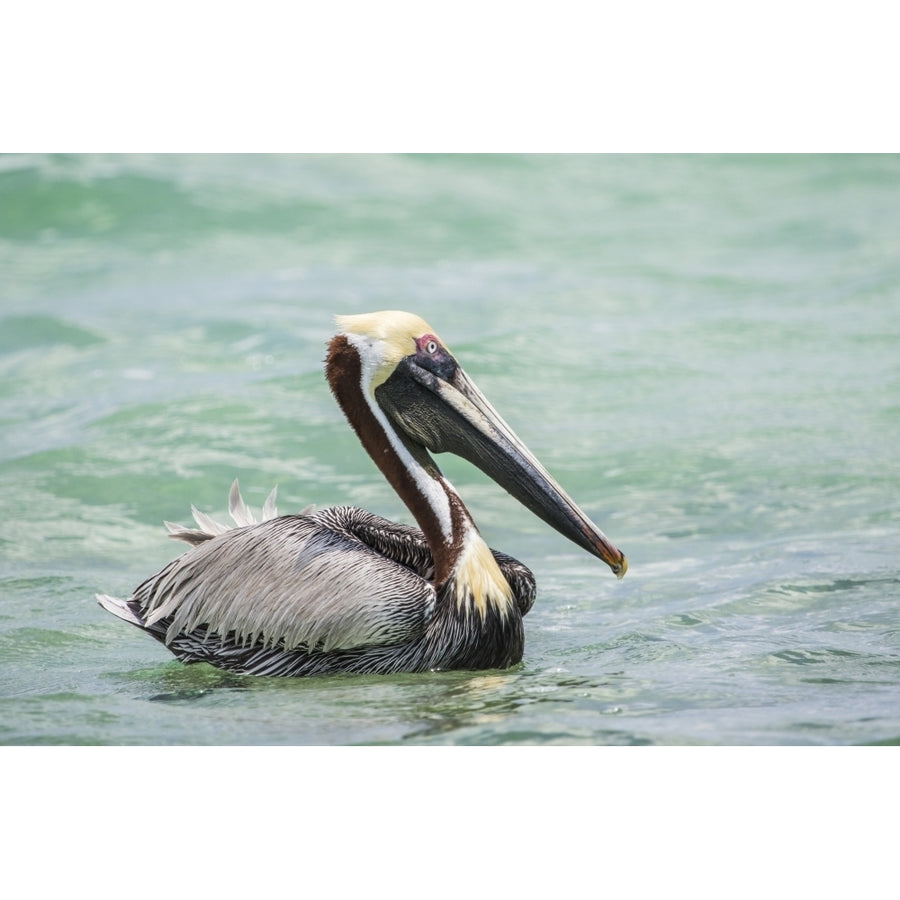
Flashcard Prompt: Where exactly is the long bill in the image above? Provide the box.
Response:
[375,358,628,578]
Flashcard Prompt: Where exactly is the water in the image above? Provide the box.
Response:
[1,153,898,745]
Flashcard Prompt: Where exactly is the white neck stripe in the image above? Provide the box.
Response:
[346,333,454,543]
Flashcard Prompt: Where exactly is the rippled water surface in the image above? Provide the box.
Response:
[1,154,898,744]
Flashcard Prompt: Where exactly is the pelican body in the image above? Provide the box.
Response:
[98,311,626,676]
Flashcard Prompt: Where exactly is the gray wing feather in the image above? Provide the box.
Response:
[137,510,436,653]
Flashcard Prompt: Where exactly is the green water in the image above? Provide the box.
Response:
[1,154,898,744]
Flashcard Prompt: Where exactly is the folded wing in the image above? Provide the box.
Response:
[135,509,437,654]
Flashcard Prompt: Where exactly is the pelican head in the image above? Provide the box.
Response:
[328,311,627,578]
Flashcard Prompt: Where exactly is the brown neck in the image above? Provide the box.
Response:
[326,335,472,585]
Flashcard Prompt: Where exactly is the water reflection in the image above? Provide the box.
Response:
[110,661,255,702]
[397,668,632,742]
[104,660,645,744]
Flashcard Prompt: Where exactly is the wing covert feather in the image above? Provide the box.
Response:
[136,512,436,653]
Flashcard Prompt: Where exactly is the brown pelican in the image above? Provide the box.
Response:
[98,311,626,676]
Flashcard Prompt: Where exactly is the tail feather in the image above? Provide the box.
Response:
[96,594,144,627]
[165,479,286,544]
[189,505,231,537]
[261,485,279,522]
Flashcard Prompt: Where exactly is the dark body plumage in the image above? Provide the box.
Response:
[114,506,535,677]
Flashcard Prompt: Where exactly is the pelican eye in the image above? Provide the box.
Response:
[416,334,441,356]
[414,334,458,381]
